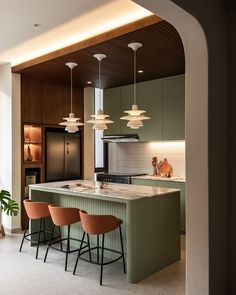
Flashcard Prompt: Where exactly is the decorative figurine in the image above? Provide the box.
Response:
[26,145,33,161]
[151,157,159,176]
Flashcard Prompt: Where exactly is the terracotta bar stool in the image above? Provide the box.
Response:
[73,211,126,285]
[44,205,91,271]
[19,199,60,259]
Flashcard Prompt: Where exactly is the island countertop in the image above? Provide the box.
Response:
[29,179,180,201]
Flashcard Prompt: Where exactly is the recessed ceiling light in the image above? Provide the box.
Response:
[87,81,92,84]
[34,23,41,27]
[138,70,143,73]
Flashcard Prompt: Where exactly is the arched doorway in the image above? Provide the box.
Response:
[133,1,209,294]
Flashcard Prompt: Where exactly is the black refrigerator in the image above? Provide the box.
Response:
[46,129,81,182]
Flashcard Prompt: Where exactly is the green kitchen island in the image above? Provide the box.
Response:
[29,180,180,283]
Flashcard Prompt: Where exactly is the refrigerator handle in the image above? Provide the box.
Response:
[66,142,69,155]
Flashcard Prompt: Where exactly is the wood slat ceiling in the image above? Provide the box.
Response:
[14,20,185,89]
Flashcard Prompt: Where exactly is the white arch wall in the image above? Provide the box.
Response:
[133,1,209,294]
[0,65,21,231]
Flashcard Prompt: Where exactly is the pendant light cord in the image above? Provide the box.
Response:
[134,49,136,105]
[70,67,73,114]
[99,59,101,110]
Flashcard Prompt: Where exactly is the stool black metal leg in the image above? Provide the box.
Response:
[44,224,55,263]
[65,225,70,271]
[58,226,63,251]
[119,225,126,273]
[100,234,105,286]
[43,218,46,245]
[97,235,99,264]
[19,218,29,252]
[36,218,43,259]
[87,233,92,262]
[73,231,86,275]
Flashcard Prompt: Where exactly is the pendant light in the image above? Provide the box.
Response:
[59,62,84,133]
[86,54,113,130]
[120,42,150,129]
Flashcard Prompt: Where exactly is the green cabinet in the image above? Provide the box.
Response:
[120,85,133,134]
[104,75,185,140]
[103,87,121,135]
[132,178,185,233]
[163,75,185,140]
[136,79,163,141]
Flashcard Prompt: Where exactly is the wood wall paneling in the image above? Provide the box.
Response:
[42,82,65,124]
[21,77,43,123]
[63,86,84,121]
[21,77,84,125]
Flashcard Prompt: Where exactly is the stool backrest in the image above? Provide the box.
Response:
[80,211,119,235]
[48,205,80,226]
[23,199,50,220]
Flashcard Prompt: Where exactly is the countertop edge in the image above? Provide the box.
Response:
[131,175,185,183]
[29,180,181,202]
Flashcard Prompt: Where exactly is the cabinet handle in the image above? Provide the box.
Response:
[66,142,69,155]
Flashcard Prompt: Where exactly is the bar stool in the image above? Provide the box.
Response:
[44,205,91,271]
[19,199,59,259]
[73,211,126,285]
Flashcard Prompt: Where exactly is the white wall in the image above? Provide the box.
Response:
[0,64,12,229]
[0,65,21,231]
[12,73,21,230]
[109,141,185,177]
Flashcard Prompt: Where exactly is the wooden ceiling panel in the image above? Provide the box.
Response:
[14,20,185,89]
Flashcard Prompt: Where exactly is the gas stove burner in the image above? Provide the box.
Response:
[96,173,146,184]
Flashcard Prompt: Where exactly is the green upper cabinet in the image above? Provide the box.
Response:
[120,85,133,134]
[103,74,185,141]
[162,75,185,140]
[137,79,163,141]
[103,87,121,135]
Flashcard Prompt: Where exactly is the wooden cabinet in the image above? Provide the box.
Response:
[21,78,43,123]
[21,77,84,126]
[63,87,84,122]
[104,75,185,141]
[163,75,185,140]
[132,177,185,233]
[42,82,65,125]
[20,77,84,229]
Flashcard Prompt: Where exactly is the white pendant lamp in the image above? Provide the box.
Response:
[87,54,113,130]
[120,42,150,129]
[59,62,84,133]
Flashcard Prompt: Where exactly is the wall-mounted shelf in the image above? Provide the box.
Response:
[23,125,42,163]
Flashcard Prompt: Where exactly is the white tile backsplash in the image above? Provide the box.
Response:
[108,141,185,177]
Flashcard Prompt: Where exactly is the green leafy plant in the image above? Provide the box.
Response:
[0,190,19,216]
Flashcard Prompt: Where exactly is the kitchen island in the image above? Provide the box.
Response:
[29,180,180,283]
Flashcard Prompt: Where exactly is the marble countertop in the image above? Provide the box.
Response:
[132,175,185,183]
[29,180,180,201]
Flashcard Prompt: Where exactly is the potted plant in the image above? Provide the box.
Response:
[0,190,19,236]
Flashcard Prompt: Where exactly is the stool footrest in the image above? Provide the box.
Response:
[23,230,60,244]
[47,237,89,254]
[79,246,123,266]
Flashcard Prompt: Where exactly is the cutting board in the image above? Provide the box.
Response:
[158,158,173,176]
